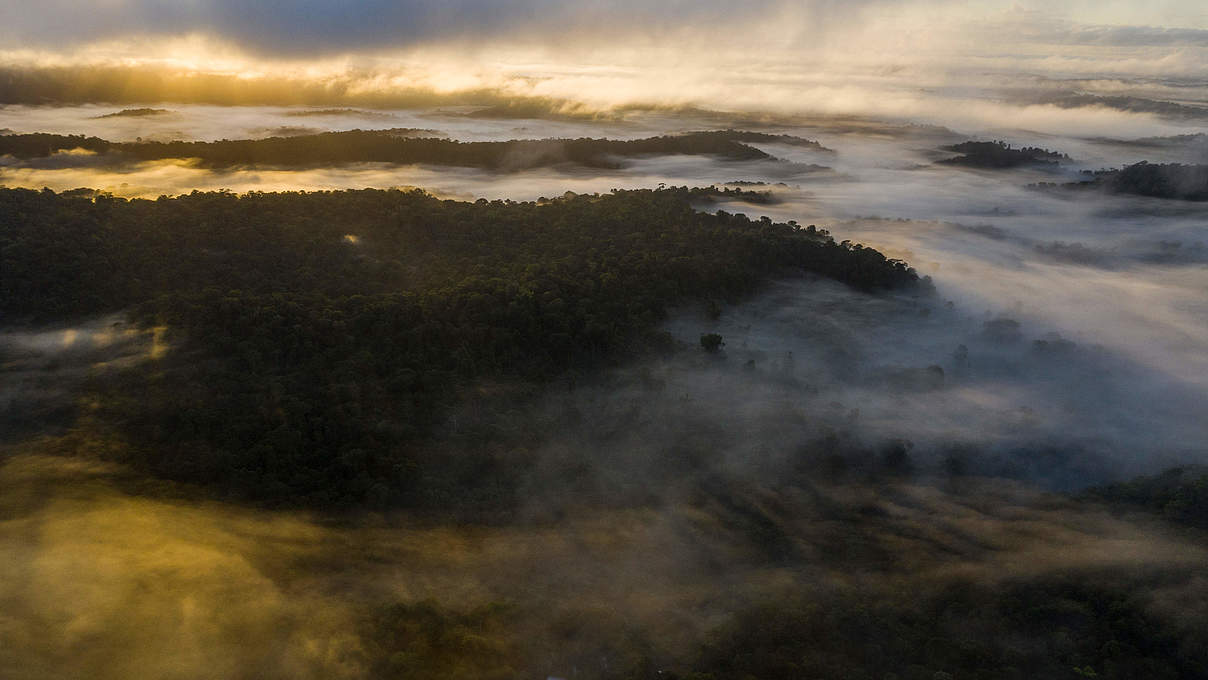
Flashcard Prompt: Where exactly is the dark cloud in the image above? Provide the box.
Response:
[0,0,911,58]
[2,1,1206,66]
[0,0,787,56]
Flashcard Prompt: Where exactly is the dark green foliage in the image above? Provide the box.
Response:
[1086,162,1208,201]
[940,141,1069,169]
[0,132,113,158]
[689,129,831,151]
[351,573,1208,680]
[0,187,923,507]
[685,576,1204,680]
[93,107,174,118]
[1036,162,1208,201]
[1087,466,1208,528]
[363,601,521,680]
[699,333,724,352]
[0,129,820,170]
[687,185,782,205]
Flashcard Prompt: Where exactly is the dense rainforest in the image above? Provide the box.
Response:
[939,141,1069,169]
[1074,162,1208,201]
[0,129,827,171]
[352,567,1206,680]
[1030,162,1208,201]
[1088,466,1208,528]
[92,107,174,118]
[0,186,923,508]
[3,184,1207,680]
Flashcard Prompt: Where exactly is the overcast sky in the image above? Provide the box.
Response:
[2,0,1205,124]
[1,1,1206,59]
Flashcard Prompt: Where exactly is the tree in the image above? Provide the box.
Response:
[700,333,724,353]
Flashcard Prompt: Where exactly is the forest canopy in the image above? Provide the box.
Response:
[0,129,828,172]
[939,141,1069,169]
[1069,162,1208,201]
[1,186,924,508]
[92,107,175,119]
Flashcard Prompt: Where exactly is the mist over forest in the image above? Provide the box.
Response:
[3,2,1208,679]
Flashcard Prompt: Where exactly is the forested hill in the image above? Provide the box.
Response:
[0,129,827,170]
[1,186,923,507]
[1073,162,1208,201]
[1,186,921,321]
[939,140,1069,169]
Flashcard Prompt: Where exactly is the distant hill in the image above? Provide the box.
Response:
[93,107,175,118]
[0,186,922,508]
[1027,92,1208,121]
[939,140,1069,169]
[0,128,829,172]
[1087,466,1208,528]
[282,108,398,119]
[1046,162,1208,201]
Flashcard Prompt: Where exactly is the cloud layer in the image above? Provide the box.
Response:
[0,0,817,56]
[2,0,1206,58]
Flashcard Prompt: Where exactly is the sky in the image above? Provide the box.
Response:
[1,1,1207,56]
[2,2,1207,127]
[3,1,1207,72]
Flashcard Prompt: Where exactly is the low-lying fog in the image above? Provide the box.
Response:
[4,450,1206,680]
[5,103,1205,487]
[5,0,1208,673]
[665,277,1205,487]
